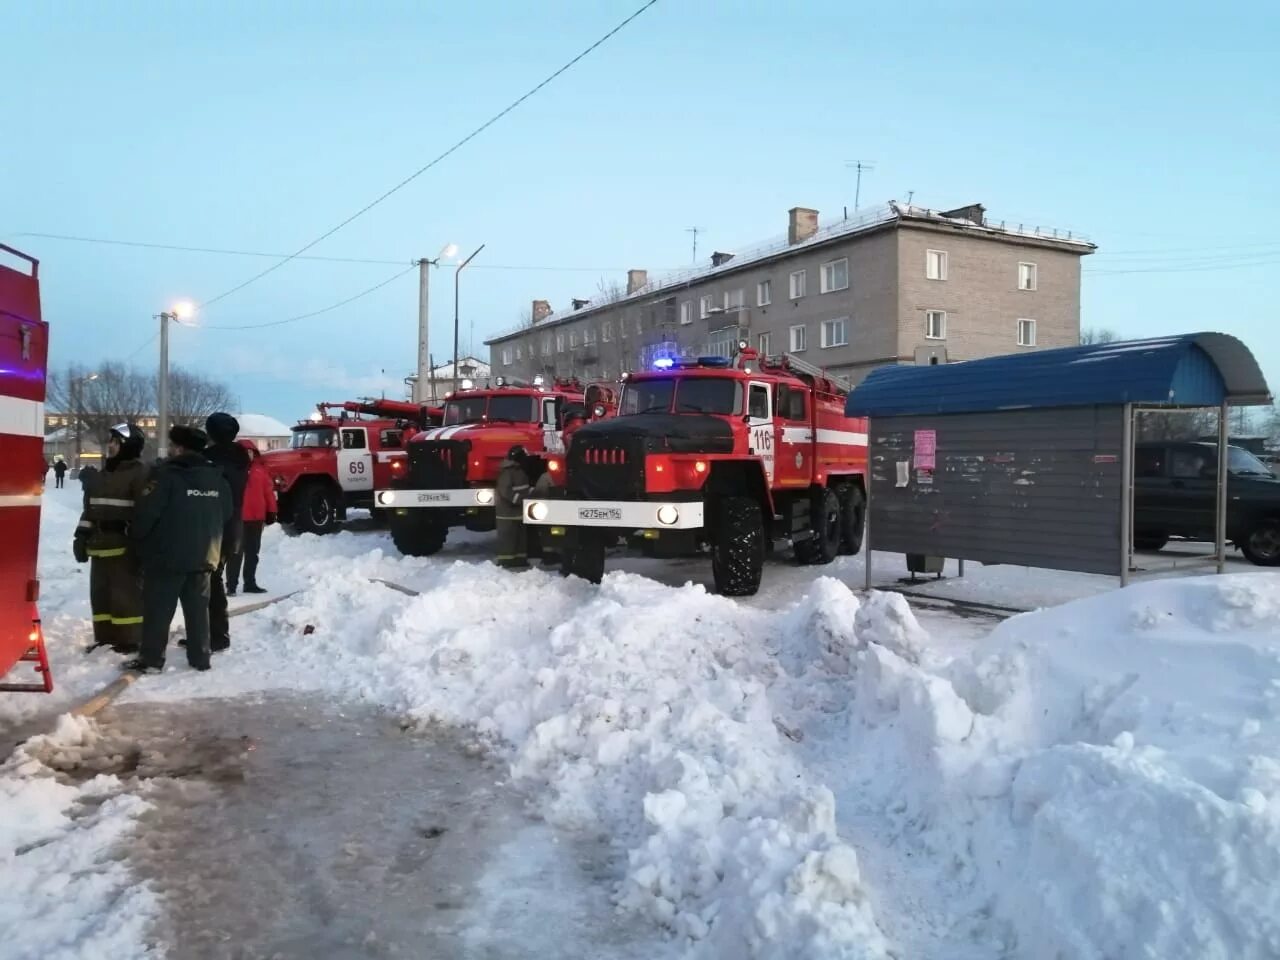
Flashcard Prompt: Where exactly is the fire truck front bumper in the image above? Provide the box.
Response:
[375,488,496,509]
[522,498,705,530]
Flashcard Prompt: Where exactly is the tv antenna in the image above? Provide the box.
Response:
[845,161,876,210]
[685,226,703,264]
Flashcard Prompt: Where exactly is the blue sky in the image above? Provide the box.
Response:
[5,0,1278,421]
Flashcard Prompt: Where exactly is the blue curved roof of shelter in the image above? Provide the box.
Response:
[846,333,1271,418]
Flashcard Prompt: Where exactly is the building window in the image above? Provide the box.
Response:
[820,258,849,294]
[926,249,948,281]
[584,327,597,345]
[680,301,692,325]
[757,279,771,306]
[757,332,771,355]
[502,347,513,365]
[925,310,946,340]
[569,331,579,348]
[821,317,848,349]
[699,294,714,319]
[724,288,744,310]
[1018,318,1037,346]
[515,345,523,361]
[1018,261,1038,291]
[789,270,806,299]
[602,320,612,343]
[541,335,552,356]
[556,333,565,352]
[790,324,807,352]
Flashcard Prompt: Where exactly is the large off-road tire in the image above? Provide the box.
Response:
[1133,532,1169,552]
[836,484,866,556]
[1240,521,1280,567]
[711,496,765,596]
[389,512,449,557]
[292,481,340,535]
[794,486,842,566]
[565,530,607,583]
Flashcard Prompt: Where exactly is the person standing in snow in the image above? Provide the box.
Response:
[202,412,251,650]
[53,458,67,488]
[73,423,150,654]
[127,425,232,673]
[225,438,277,596]
[494,445,532,569]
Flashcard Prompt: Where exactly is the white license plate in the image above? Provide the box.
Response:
[416,493,453,504]
[578,506,622,521]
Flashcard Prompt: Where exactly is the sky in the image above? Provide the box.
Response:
[4,0,1279,422]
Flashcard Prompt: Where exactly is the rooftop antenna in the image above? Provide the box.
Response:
[685,226,702,264]
[845,160,876,210]
[906,189,915,205]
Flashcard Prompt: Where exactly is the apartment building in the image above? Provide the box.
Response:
[485,202,1094,385]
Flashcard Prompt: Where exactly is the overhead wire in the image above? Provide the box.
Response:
[202,264,417,330]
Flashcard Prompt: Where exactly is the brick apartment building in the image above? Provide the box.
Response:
[485,202,1095,384]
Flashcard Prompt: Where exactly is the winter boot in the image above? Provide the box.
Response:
[244,583,268,594]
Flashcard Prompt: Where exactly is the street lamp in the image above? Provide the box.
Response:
[71,372,98,468]
[156,300,196,447]
[453,244,485,393]
[414,242,459,404]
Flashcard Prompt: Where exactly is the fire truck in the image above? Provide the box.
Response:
[522,344,868,596]
[260,399,442,535]
[376,376,614,556]
[0,244,52,693]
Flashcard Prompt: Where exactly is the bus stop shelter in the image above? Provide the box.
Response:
[845,333,1272,586]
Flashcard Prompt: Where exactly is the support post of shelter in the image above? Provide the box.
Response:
[1120,402,1133,587]
[1216,400,1229,574]
[863,466,873,592]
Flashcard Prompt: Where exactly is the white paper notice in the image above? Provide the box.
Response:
[895,461,910,487]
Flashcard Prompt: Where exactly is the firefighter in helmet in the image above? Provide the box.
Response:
[73,422,150,653]
[495,445,532,569]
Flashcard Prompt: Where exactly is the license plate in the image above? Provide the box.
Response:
[416,493,453,504]
[578,506,622,521]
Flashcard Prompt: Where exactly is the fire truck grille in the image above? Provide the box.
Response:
[406,439,471,488]
[568,437,644,500]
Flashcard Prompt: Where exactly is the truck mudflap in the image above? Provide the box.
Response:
[523,498,705,530]
[375,487,495,509]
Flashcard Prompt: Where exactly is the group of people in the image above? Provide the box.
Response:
[74,413,277,673]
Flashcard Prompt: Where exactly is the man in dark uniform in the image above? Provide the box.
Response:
[494,445,532,569]
[73,423,150,653]
[125,425,232,673]
[203,412,251,652]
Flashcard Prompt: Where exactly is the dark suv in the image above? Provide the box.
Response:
[1134,441,1280,566]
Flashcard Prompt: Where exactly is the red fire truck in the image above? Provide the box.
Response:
[0,244,52,693]
[260,399,442,534]
[376,376,614,556]
[522,345,868,596]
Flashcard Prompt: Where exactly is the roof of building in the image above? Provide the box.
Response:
[235,413,293,437]
[486,202,1096,346]
[846,333,1273,417]
[425,356,490,379]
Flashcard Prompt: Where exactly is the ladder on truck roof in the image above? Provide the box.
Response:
[753,350,854,395]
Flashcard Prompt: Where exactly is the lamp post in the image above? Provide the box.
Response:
[453,244,485,393]
[155,300,194,447]
[71,372,98,468]
[415,243,459,404]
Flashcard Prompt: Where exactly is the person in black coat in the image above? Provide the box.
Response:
[202,412,251,651]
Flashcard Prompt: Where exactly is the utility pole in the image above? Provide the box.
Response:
[685,226,702,264]
[71,372,98,468]
[415,243,459,404]
[845,161,876,210]
[453,244,485,393]
[155,302,193,447]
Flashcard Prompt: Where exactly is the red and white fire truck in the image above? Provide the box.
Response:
[376,376,615,556]
[260,399,442,534]
[0,244,52,693]
[522,344,868,596]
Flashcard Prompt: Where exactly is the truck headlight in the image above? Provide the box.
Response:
[475,489,495,506]
[376,490,396,506]
[656,505,679,526]
[528,501,549,521]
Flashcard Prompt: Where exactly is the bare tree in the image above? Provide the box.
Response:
[595,276,626,305]
[49,361,154,448]
[1079,327,1120,345]
[1136,408,1217,441]
[166,366,236,427]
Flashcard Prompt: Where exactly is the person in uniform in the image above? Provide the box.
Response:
[494,445,532,569]
[203,413,251,650]
[125,425,232,673]
[73,423,149,653]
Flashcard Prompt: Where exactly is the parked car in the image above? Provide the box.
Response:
[1134,441,1280,566]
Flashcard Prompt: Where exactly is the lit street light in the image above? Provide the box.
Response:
[71,372,98,468]
[156,300,196,448]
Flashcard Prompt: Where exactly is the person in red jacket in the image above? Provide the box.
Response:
[226,438,277,595]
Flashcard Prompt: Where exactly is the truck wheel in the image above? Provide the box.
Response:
[794,487,842,566]
[389,513,448,556]
[293,482,340,535]
[1133,532,1169,552]
[711,496,765,596]
[837,484,866,556]
[1241,521,1280,566]
[566,530,606,583]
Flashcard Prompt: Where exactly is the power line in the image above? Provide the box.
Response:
[203,264,418,330]
[195,0,661,311]
[1085,254,1280,276]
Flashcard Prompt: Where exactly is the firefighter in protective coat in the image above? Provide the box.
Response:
[494,445,532,569]
[73,423,150,653]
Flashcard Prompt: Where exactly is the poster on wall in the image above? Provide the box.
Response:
[913,429,937,470]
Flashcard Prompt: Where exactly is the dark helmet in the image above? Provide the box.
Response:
[169,424,209,452]
[507,444,528,462]
[108,422,146,459]
[205,412,241,444]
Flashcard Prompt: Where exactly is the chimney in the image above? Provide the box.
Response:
[940,203,986,225]
[531,299,552,323]
[710,251,735,267]
[626,269,648,295]
[788,207,819,244]
[572,298,590,311]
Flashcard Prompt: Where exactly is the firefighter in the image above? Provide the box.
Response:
[203,412,251,651]
[126,425,232,673]
[494,445,532,569]
[73,423,149,654]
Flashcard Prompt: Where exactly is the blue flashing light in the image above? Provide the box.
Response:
[653,357,675,369]
[696,356,732,367]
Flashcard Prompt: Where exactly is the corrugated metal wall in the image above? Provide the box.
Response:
[867,406,1124,575]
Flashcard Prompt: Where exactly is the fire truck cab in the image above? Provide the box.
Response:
[523,344,867,596]
[377,376,613,557]
[260,399,441,534]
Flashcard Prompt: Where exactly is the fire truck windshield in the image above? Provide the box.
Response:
[620,377,742,416]
[290,427,336,449]
[443,394,536,426]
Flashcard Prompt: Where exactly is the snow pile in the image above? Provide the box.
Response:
[0,715,159,960]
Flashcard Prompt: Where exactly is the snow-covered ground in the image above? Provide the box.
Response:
[4,483,1280,958]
